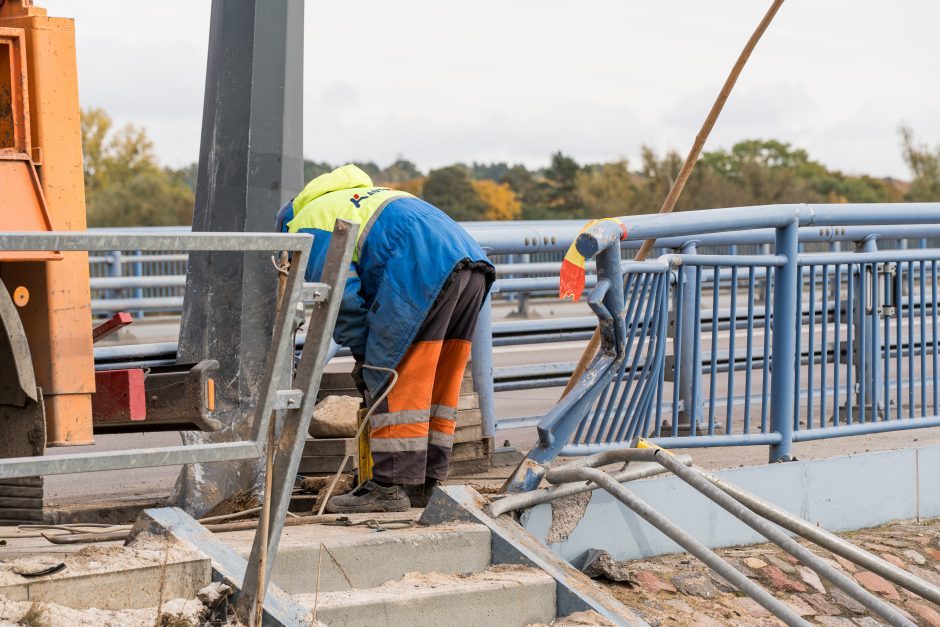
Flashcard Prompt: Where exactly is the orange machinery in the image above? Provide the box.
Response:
[0,1,219,525]
[0,1,95,438]
[0,0,94,523]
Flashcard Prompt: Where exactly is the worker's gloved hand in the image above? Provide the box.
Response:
[351,355,367,398]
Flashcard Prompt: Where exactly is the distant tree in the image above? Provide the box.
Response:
[422,165,487,220]
[175,162,198,193]
[353,161,381,180]
[303,160,333,182]
[80,107,193,226]
[500,165,553,219]
[390,177,426,197]
[543,151,584,217]
[471,179,522,220]
[900,125,940,201]
[576,160,636,216]
[376,158,422,184]
[470,162,512,181]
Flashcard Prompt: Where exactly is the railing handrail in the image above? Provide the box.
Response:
[577,203,940,257]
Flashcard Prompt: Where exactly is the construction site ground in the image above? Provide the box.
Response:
[588,517,940,627]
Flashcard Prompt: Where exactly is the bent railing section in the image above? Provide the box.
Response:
[508,203,940,492]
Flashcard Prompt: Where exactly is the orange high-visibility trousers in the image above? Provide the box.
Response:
[369,267,488,485]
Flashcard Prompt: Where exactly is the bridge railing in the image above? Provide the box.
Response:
[88,215,940,459]
[502,203,940,490]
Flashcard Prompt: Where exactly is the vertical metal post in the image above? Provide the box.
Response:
[516,253,531,316]
[106,250,122,305]
[132,250,144,319]
[855,237,882,419]
[769,220,798,462]
[472,294,496,438]
[676,241,702,432]
[174,0,305,516]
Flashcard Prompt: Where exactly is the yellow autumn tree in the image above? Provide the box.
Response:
[471,179,522,221]
[391,177,426,197]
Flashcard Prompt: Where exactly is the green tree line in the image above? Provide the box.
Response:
[81,107,940,227]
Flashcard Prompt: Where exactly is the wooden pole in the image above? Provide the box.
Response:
[253,252,291,627]
[560,0,785,399]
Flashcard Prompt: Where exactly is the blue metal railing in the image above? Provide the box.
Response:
[503,203,940,492]
[89,211,940,472]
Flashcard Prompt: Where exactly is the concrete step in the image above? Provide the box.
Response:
[221,520,491,595]
[0,533,210,610]
[294,565,556,627]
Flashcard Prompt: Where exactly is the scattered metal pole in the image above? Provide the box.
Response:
[698,468,940,605]
[545,464,808,627]
[643,449,914,627]
[488,456,691,517]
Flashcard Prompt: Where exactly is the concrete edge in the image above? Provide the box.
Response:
[420,484,647,627]
[130,507,311,627]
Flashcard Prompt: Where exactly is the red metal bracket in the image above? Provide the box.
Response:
[92,312,134,343]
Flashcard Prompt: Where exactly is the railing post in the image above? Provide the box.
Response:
[516,253,531,317]
[106,250,122,307]
[132,250,144,319]
[471,293,496,438]
[769,220,798,462]
[855,236,882,418]
[674,241,702,432]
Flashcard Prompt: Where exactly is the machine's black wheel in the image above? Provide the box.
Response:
[0,279,46,525]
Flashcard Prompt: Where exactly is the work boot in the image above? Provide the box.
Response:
[403,478,440,509]
[325,480,410,513]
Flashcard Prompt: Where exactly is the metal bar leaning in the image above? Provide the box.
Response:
[544,461,809,627]
[552,447,915,627]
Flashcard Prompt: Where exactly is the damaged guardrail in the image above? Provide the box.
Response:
[505,203,940,492]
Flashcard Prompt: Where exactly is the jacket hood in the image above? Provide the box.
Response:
[294,164,373,209]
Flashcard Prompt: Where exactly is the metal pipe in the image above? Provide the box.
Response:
[488,455,692,517]
[634,449,914,627]
[696,468,940,605]
[544,465,809,627]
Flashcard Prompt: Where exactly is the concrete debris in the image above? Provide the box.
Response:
[310,395,360,438]
[300,473,356,512]
[582,551,633,582]
[669,573,719,598]
[797,565,827,594]
[0,582,233,626]
[545,490,591,544]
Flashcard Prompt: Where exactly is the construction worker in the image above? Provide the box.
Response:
[276,164,494,511]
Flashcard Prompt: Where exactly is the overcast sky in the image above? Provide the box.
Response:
[45,0,940,179]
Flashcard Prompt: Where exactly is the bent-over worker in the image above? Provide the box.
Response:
[276,164,494,512]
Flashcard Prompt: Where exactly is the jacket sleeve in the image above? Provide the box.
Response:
[296,227,369,356]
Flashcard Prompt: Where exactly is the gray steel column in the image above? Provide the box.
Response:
[174,0,304,516]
